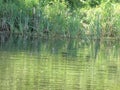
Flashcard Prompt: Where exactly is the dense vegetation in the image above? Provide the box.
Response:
[0,0,120,39]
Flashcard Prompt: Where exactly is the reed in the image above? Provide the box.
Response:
[0,0,120,39]
[83,1,120,39]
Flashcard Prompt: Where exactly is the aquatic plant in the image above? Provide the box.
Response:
[0,0,120,39]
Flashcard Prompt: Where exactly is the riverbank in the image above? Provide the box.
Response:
[0,0,120,39]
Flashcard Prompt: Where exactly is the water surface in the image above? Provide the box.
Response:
[0,36,120,90]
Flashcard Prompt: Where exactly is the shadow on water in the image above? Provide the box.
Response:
[0,35,91,59]
[94,39,100,59]
[0,35,119,60]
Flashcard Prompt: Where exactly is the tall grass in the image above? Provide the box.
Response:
[84,1,120,39]
[0,0,120,39]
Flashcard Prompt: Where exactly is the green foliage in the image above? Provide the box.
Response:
[84,1,120,38]
[65,0,86,8]
[66,0,120,8]
[43,1,68,34]
[88,0,101,7]
[0,0,120,39]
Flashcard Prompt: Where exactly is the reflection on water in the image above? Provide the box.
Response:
[0,36,120,90]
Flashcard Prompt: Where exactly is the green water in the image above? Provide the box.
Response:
[0,36,120,90]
